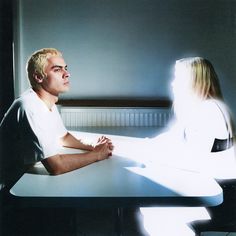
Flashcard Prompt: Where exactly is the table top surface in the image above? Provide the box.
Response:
[9,130,223,207]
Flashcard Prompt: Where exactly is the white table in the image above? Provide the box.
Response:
[10,131,223,208]
[8,130,224,235]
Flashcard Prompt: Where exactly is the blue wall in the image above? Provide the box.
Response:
[14,0,236,121]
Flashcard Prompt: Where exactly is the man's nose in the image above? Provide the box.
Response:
[63,69,70,78]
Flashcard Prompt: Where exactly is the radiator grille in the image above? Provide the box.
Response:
[60,107,172,128]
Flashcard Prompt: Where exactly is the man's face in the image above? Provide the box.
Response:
[41,56,70,96]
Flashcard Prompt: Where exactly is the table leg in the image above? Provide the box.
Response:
[114,207,124,236]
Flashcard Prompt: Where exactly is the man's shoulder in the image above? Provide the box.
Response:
[17,89,38,107]
[5,89,39,118]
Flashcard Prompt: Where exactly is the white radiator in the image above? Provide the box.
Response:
[59,107,173,128]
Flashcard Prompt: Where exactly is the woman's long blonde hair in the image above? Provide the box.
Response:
[173,57,225,123]
[175,57,223,100]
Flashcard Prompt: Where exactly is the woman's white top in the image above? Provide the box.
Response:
[149,99,235,180]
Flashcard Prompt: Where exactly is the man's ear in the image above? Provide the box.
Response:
[33,72,44,84]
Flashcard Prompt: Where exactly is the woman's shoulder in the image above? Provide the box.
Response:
[201,99,229,116]
[200,99,231,136]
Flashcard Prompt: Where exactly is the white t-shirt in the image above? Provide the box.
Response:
[0,88,67,165]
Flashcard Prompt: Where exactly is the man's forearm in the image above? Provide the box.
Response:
[42,151,98,175]
[61,132,94,151]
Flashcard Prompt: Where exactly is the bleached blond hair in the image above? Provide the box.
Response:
[26,48,62,89]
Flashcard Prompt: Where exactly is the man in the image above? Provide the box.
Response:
[0,48,113,187]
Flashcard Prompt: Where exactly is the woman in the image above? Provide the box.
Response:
[175,58,232,145]
[173,57,234,177]
[139,57,236,235]
[148,57,235,179]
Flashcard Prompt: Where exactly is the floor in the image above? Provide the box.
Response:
[1,207,236,236]
[1,207,147,236]
[202,233,236,236]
